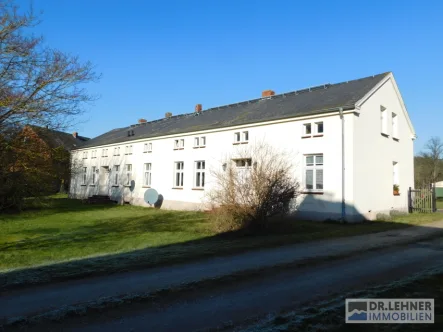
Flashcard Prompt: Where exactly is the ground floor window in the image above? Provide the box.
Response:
[144,163,152,186]
[174,161,184,187]
[82,167,87,185]
[305,154,323,190]
[194,161,205,188]
[113,165,120,185]
[125,164,132,186]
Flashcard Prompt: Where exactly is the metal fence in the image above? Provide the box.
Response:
[408,185,437,213]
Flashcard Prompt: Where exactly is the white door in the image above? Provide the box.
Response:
[99,167,109,195]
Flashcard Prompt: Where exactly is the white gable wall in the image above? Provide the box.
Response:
[352,77,414,219]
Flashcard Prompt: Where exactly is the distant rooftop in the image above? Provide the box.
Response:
[78,72,389,149]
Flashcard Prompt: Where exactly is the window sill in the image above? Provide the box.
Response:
[313,134,324,137]
[393,137,399,142]
[193,146,199,149]
[200,146,206,148]
[240,141,249,144]
[300,191,324,195]
[232,142,241,145]
[173,148,184,150]
[81,184,87,186]
[172,187,184,190]
[393,193,400,196]
[142,186,151,188]
[301,135,311,139]
[89,185,96,187]
[192,188,205,191]
[381,133,389,138]
[112,185,119,187]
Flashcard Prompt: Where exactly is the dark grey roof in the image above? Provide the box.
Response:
[30,126,90,150]
[79,72,389,149]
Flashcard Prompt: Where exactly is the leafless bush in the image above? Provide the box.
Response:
[207,142,300,232]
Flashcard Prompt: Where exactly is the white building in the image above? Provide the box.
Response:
[70,72,416,222]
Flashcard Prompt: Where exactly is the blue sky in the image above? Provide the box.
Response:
[18,0,443,153]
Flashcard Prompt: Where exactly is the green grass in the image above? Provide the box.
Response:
[0,196,442,289]
[437,200,443,209]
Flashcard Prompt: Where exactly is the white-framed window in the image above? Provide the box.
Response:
[194,161,205,188]
[113,165,120,186]
[315,122,324,134]
[174,161,184,187]
[393,161,399,186]
[82,151,88,159]
[125,164,132,186]
[304,154,323,191]
[102,149,108,157]
[194,136,206,148]
[242,131,249,142]
[125,145,133,155]
[303,123,312,136]
[234,158,252,168]
[82,167,87,184]
[114,147,120,156]
[381,106,388,135]
[92,166,96,184]
[144,142,152,153]
[234,132,241,143]
[392,112,398,139]
[143,163,152,186]
[174,139,184,149]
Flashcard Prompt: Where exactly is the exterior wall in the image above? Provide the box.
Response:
[70,114,349,220]
[353,77,415,219]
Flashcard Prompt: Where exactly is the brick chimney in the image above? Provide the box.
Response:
[138,118,147,124]
[165,112,172,118]
[72,132,78,138]
[195,104,202,113]
[262,90,275,97]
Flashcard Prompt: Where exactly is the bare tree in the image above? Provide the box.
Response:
[207,142,300,232]
[418,136,443,186]
[0,2,99,132]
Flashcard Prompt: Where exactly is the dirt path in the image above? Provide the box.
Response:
[25,237,443,332]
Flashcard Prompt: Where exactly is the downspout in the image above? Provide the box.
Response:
[339,107,346,222]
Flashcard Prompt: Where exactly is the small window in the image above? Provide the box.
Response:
[200,136,206,147]
[243,131,249,142]
[316,122,323,134]
[82,167,87,184]
[303,123,312,135]
[194,136,206,148]
[194,161,206,188]
[234,158,252,168]
[234,132,241,143]
[125,164,132,186]
[92,166,96,184]
[393,161,399,186]
[83,151,88,159]
[114,147,120,156]
[125,145,132,155]
[113,165,120,185]
[144,142,152,153]
[102,149,108,157]
[174,139,184,149]
[174,162,184,187]
[144,163,152,186]
[304,154,323,190]
[194,137,199,147]
[381,106,388,135]
[392,113,398,139]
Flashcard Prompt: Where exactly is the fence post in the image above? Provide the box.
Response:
[432,183,437,212]
[408,186,412,213]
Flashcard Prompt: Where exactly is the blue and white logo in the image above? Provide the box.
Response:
[347,301,368,321]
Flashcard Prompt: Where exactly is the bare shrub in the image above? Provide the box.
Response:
[207,142,300,232]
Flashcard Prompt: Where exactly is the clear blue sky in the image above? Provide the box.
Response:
[18,0,443,153]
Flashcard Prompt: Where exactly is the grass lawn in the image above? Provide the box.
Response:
[1,195,442,289]
[437,200,443,209]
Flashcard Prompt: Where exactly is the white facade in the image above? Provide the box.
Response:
[70,73,415,222]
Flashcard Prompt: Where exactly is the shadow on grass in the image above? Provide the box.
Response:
[1,196,442,292]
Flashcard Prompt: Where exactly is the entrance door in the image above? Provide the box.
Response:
[99,166,109,195]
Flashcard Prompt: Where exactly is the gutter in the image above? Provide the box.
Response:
[339,107,346,222]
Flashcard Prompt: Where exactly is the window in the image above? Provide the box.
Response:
[234,158,252,168]
[315,122,324,134]
[144,163,152,186]
[144,142,152,153]
[194,161,205,188]
[305,154,323,191]
[234,132,241,143]
[392,113,398,139]
[82,167,87,184]
[91,150,96,158]
[92,166,96,184]
[125,164,132,186]
[243,131,249,142]
[114,147,120,156]
[82,151,88,159]
[194,136,206,148]
[125,145,133,155]
[113,165,120,186]
[174,139,184,149]
[381,106,388,135]
[303,123,312,136]
[393,161,399,186]
[174,162,184,187]
[102,149,108,157]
